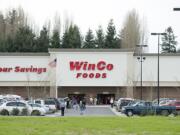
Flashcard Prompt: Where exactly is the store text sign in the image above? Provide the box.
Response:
[0,66,46,74]
[70,61,114,79]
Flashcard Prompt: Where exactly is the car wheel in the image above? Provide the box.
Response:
[140,110,146,116]
[127,110,133,117]
[0,109,9,116]
[31,110,41,116]
[161,110,169,116]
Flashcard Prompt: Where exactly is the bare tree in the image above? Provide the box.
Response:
[53,13,61,34]
[0,7,28,39]
[120,9,148,50]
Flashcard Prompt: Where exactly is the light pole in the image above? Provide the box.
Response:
[136,45,147,100]
[151,33,166,105]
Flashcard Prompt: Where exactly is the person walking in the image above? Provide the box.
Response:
[60,101,66,116]
[90,97,93,105]
[79,98,86,115]
[110,97,114,108]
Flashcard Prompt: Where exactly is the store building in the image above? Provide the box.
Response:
[0,49,180,103]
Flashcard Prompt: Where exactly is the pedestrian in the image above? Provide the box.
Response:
[110,97,114,108]
[79,99,86,115]
[72,98,78,110]
[60,101,66,116]
[94,97,97,105]
[90,97,93,105]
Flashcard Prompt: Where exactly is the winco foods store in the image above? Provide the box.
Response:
[0,49,180,104]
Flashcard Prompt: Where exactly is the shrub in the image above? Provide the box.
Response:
[21,108,28,116]
[11,108,20,116]
[31,110,41,116]
[0,109,9,115]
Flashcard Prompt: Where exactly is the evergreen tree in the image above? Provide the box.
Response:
[161,26,177,53]
[50,30,61,48]
[95,26,105,48]
[36,27,49,52]
[62,24,82,48]
[13,26,36,52]
[104,19,119,48]
[62,30,71,48]
[83,29,95,48]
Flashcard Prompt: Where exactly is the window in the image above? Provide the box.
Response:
[145,102,152,106]
[35,100,41,104]
[32,104,41,107]
[45,100,55,105]
[6,102,17,106]
[138,102,145,106]
[176,102,180,105]
[17,102,26,107]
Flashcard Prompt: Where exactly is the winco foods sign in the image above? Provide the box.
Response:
[69,60,114,79]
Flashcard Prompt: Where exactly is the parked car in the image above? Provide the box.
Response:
[0,94,23,101]
[116,98,134,112]
[58,97,69,108]
[33,99,57,111]
[47,98,61,110]
[162,100,180,111]
[0,101,46,116]
[122,101,176,116]
[28,103,50,114]
[153,98,176,106]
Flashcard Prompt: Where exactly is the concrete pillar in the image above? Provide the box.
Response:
[116,87,121,99]
[126,51,135,99]
[49,54,57,98]
[50,86,57,98]
[126,87,134,98]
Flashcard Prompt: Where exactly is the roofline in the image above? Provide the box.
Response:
[48,48,135,52]
[0,53,49,56]
[134,53,180,56]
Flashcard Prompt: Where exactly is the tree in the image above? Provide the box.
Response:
[0,8,29,52]
[50,30,61,48]
[95,26,105,48]
[50,14,61,48]
[83,29,95,48]
[120,9,147,49]
[13,26,36,52]
[36,27,49,52]
[5,7,27,39]
[161,26,177,53]
[0,12,6,40]
[62,24,82,48]
[104,19,119,48]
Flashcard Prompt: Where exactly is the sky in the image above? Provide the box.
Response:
[0,0,180,52]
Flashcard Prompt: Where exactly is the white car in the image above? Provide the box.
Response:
[33,99,57,111]
[0,101,46,116]
[28,103,50,114]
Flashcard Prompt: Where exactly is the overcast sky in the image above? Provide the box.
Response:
[0,0,180,52]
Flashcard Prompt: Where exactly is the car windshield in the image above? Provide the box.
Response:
[29,103,41,107]
[132,102,139,106]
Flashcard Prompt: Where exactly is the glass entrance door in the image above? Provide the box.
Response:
[97,94,115,104]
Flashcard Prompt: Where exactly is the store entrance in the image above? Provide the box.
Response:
[97,94,115,104]
[68,94,85,104]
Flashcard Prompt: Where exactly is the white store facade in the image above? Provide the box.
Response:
[0,49,180,103]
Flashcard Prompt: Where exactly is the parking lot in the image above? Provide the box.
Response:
[46,105,119,117]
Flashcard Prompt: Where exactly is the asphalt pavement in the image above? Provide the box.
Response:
[46,105,121,117]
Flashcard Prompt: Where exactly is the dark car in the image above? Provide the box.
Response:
[116,98,134,112]
[122,101,176,116]
[45,98,61,110]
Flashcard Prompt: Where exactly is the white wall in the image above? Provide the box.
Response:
[0,56,50,84]
[1,52,180,87]
[55,52,133,86]
[134,55,180,86]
